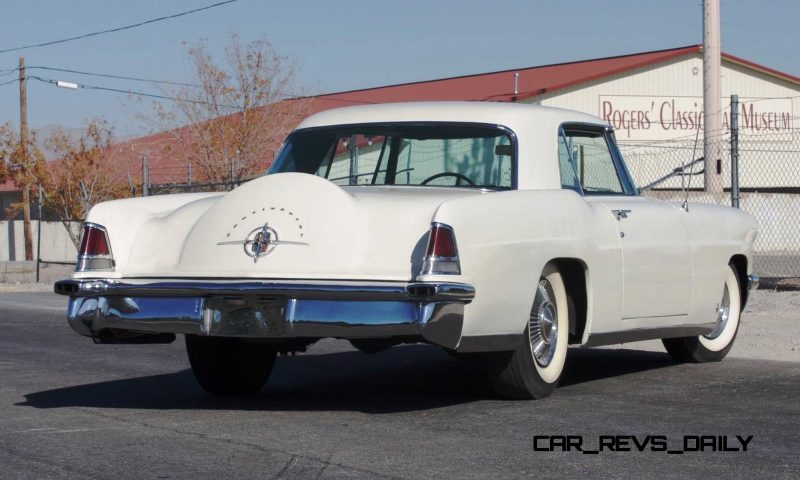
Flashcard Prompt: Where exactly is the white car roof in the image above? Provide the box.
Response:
[297,101,606,131]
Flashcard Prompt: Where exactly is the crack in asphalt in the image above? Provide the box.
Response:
[78,407,403,480]
[0,436,105,480]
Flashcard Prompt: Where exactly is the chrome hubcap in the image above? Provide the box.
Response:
[529,279,558,367]
[705,284,730,339]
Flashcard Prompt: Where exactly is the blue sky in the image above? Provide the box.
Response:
[0,0,798,137]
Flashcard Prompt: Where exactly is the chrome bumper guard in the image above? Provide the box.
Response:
[747,274,759,291]
[54,279,475,349]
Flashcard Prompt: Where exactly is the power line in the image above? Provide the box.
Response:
[0,77,18,87]
[0,62,379,104]
[28,75,243,109]
[27,66,204,88]
[23,68,378,107]
[0,0,238,54]
[20,64,325,100]
[29,75,321,118]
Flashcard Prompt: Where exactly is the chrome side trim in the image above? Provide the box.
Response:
[747,274,759,291]
[583,323,718,347]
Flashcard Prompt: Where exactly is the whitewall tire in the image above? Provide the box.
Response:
[486,264,569,399]
[662,263,742,363]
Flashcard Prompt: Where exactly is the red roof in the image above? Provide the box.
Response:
[0,180,19,193]
[8,45,800,190]
[308,45,798,107]
[312,45,701,106]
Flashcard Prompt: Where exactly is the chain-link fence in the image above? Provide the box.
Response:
[622,120,800,277]
[147,180,238,196]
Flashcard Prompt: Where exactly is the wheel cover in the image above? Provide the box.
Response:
[705,284,730,340]
[529,279,559,367]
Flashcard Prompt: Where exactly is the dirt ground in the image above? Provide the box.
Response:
[2,284,798,362]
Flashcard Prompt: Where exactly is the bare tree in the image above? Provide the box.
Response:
[0,123,9,183]
[145,34,312,186]
[39,119,132,248]
[0,121,47,212]
[0,123,14,183]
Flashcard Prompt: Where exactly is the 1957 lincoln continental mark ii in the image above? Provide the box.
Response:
[55,102,759,399]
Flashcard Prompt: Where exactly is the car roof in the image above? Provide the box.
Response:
[296,101,606,131]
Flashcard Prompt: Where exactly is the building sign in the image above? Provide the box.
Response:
[599,95,793,141]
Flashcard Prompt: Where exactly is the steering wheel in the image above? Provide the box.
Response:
[420,172,476,186]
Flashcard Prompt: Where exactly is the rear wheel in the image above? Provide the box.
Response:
[486,265,569,399]
[662,263,742,363]
[185,335,277,396]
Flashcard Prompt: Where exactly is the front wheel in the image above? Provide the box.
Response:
[662,263,742,363]
[185,335,277,396]
[485,265,569,399]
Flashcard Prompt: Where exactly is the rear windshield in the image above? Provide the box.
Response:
[269,123,514,189]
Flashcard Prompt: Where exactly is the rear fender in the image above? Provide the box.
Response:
[424,189,620,339]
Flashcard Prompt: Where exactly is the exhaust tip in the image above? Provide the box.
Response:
[54,280,79,295]
[407,284,437,298]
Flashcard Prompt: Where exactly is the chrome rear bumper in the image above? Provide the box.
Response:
[55,279,475,349]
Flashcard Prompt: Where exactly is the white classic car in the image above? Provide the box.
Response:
[55,102,759,399]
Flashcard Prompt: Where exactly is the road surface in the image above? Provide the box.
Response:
[0,292,798,479]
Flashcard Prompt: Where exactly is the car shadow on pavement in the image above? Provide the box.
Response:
[17,346,678,413]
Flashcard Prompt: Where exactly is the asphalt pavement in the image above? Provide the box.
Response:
[0,292,798,479]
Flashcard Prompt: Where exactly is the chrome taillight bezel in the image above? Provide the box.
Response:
[421,222,461,275]
[76,222,115,272]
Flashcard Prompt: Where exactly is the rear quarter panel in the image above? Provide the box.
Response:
[419,189,623,339]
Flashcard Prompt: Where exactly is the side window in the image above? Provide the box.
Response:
[558,131,581,192]
[561,128,624,195]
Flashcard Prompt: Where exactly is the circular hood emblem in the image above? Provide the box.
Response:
[244,224,278,260]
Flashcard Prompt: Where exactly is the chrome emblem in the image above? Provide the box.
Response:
[217,222,307,263]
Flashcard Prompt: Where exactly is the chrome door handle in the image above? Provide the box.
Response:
[611,209,631,220]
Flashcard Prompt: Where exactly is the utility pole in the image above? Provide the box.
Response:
[142,156,149,196]
[703,0,724,193]
[730,94,740,208]
[18,57,34,260]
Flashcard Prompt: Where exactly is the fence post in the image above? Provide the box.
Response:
[730,94,740,208]
[142,156,149,197]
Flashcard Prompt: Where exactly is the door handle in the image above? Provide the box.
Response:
[611,209,631,221]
